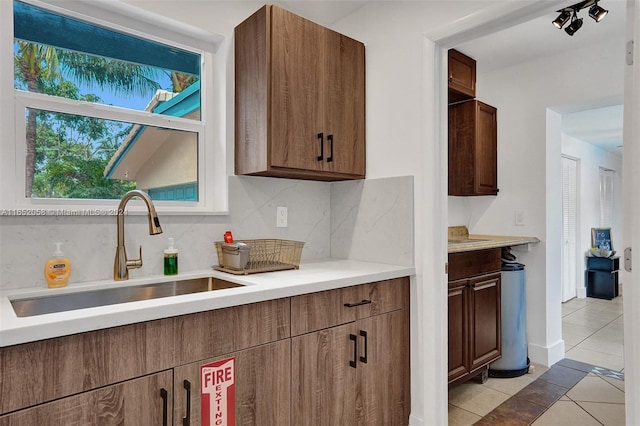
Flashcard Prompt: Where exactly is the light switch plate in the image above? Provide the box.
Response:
[514,210,525,226]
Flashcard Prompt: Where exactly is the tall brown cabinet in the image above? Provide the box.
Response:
[235,5,366,181]
[448,49,498,196]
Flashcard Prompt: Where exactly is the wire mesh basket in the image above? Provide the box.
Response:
[214,239,305,275]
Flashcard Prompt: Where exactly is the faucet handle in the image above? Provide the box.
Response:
[126,245,143,270]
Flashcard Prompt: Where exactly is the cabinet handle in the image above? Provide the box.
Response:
[349,333,357,368]
[183,379,192,426]
[327,134,334,163]
[160,388,168,426]
[344,299,372,308]
[317,132,324,161]
[359,330,368,364]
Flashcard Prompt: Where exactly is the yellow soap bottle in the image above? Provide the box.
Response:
[44,242,72,288]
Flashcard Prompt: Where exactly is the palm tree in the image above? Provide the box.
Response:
[14,41,162,197]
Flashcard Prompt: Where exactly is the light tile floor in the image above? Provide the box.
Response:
[449,295,625,425]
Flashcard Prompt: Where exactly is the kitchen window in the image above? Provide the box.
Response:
[2,0,226,214]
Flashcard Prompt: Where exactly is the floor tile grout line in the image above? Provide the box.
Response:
[561,396,606,426]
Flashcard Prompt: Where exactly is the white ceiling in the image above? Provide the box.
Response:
[455,0,627,75]
[446,0,627,155]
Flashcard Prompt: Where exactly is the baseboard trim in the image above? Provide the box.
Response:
[528,339,565,367]
[408,414,424,425]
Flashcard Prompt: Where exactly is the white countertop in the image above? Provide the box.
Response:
[0,259,415,347]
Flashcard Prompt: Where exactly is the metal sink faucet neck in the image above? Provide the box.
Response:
[114,190,163,281]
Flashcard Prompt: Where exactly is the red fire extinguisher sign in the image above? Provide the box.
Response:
[201,357,235,426]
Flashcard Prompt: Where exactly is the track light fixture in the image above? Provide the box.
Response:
[589,2,608,22]
[552,10,572,29]
[552,0,608,35]
[565,14,584,36]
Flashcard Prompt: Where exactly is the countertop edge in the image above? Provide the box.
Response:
[448,235,540,253]
[0,259,415,347]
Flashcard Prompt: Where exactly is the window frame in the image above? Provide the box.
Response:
[1,0,227,215]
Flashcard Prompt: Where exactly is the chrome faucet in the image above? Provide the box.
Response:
[114,190,163,281]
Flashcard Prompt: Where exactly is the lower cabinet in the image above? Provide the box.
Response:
[292,323,357,426]
[173,340,290,426]
[448,249,502,385]
[291,277,410,425]
[0,371,173,426]
[0,277,410,425]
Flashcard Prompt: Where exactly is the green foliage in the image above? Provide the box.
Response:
[14,42,154,199]
[27,70,137,199]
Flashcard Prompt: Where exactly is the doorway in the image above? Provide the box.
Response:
[432,0,636,423]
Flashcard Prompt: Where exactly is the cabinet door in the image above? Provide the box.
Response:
[357,310,410,426]
[0,371,173,426]
[173,340,290,426]
[291,323,357,426]
[474,102,498,194]
[448,49,476,103]
[448,100,498,196]
[469,273,501,371]
[324,29,366,177]
[270,5,324,172]
[448,279,470,383]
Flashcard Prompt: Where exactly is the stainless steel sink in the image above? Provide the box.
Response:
[10,277,243,318]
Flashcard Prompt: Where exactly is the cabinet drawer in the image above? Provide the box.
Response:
[357,277,409,319]
[291,286,360,336]
[291,277,409,336]
[586,256,619,272]
[174,298,290,364]
[0,317,175,415]
[448,248,501,281]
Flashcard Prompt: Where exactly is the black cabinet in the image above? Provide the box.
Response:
[586,256,619,300]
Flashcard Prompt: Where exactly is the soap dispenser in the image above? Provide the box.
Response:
[44,242,72,288]
[164,238,178,275]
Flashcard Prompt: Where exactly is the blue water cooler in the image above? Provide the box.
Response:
[489,261,530,378]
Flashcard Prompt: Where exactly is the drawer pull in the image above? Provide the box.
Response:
[183,379,192,426]
[344,299,372,308]
[160,388,168,426]
[359,330,368,364]
[317,132,324,161]
[349,333,357,368]
[327,134,334,163]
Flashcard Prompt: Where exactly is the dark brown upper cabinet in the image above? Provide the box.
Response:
[234,5,366,181]
[449,100,498,196]
[448,49,476,104]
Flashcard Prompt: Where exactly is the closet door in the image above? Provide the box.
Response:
[562,155,578,302]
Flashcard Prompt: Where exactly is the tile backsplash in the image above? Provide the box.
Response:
[0,175,414,290]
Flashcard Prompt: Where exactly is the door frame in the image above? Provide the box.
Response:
[622,0,639,422]
[427,1,637,424]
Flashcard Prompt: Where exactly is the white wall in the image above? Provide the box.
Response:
[449,37,624,365]
[562,135,623,292]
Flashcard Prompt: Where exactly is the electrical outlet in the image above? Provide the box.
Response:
[276,206,288,228]
[515,210,525,226]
